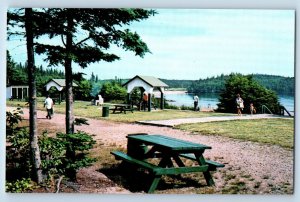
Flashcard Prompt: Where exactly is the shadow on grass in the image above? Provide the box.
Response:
[98,162,206,193]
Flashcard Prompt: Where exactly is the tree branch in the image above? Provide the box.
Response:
[75,36,91,46]
[61,34,66,47]
[55,175,64,193]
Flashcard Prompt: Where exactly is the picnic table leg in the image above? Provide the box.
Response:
[172,155,185,167]
[148,176,161,193]
[158,156,173,168]
[195,153,215,186]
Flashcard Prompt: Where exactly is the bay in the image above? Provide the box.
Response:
[162,92,294,112]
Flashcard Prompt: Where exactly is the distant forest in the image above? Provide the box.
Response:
[162,74,294,95]
[8,51,294,97]
[7,52,65,96]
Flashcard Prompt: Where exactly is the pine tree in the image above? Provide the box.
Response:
[8,8,44,183]
[33,8,155,134]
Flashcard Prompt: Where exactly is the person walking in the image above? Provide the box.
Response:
[44,95,54,119]
[236,93,244,116]
[193,95,199,111]
[142,92,148,111]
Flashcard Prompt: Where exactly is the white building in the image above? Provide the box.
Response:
[122,75,168,111]
[6,85,29,100]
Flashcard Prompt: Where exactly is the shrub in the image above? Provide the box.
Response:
[6,108,32,180]
[217,73,281,114]
[57,131,96,173]
[100,82,127,102]
[6,178,35,193]
[6,109,96,192]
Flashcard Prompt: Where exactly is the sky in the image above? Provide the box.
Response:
[7,9,295,80]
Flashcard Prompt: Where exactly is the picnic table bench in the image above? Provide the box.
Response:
[109,104,134,114]
[111,134,224,193]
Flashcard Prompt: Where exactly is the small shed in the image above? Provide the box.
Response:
[6,85,29,100]
[122,75,169,111]
[45,79,78,103]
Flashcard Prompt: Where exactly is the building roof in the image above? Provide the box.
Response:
[123,75,168,88]
[46,79,78,87]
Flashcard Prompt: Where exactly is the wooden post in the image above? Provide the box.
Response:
[127,93,130,105]
[140,87,144,100]
[160,92,164,110]
[148,93,151,112]
[59,91,62,104]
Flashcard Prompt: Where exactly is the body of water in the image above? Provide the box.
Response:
[163,92,294,112]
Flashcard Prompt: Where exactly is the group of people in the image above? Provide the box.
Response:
[193,93,256,116]
[236,93,256,116]
[44,93,255,118]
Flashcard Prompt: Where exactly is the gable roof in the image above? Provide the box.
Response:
[46,79,78,87]
[123,75,168,88]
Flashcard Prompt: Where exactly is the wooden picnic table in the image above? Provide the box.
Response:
[109,103,134,114]
[111,134,224,193]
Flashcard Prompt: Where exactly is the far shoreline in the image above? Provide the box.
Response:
[164,90,188,95]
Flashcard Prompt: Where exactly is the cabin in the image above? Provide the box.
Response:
[6,85,29,100]
[122,75,168,111]
[44,79,78,104]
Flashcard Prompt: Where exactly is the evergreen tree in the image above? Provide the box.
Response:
[24,8,43,183]
[33,8,155,134]
[8,8,44,183]
[90,72,95,82]
[73,73,93,101]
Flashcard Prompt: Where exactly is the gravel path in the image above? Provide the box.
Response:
[137,114,290,127]
[20,108,294,194]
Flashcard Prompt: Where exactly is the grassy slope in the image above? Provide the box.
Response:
[176,119,294,149]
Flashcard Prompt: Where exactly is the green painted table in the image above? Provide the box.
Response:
[111,134,224,193]
[109,103,133,114]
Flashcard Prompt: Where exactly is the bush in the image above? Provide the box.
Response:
[100,82,127,102]
[6,110,96,192]
[57,131,96,173]
[217,73,281,114]
[39,131,96,180]
[6,178,35,193]
[6,108,32,180]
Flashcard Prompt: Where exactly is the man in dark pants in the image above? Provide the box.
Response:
[44,95,54,119]
[193,95,199,111]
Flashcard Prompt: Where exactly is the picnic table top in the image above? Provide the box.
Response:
[127,134,212,151]
[106,103,131,107]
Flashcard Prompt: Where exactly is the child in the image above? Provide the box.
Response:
[250,103,256,115]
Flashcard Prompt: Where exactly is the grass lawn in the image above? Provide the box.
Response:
[7,99,233,123]
[176,118,294,149]
[7,99,294,149]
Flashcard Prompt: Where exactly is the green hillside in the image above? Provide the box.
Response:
[186,74,294,95]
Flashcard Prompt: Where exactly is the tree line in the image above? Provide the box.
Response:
[186,74,294,95]
[7,51,65,96]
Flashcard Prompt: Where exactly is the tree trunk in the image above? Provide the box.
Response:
[65,10,74,135]
[65,10,76,180]
[25,8,43,183]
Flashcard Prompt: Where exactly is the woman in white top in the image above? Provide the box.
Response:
[236,94,244,116]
